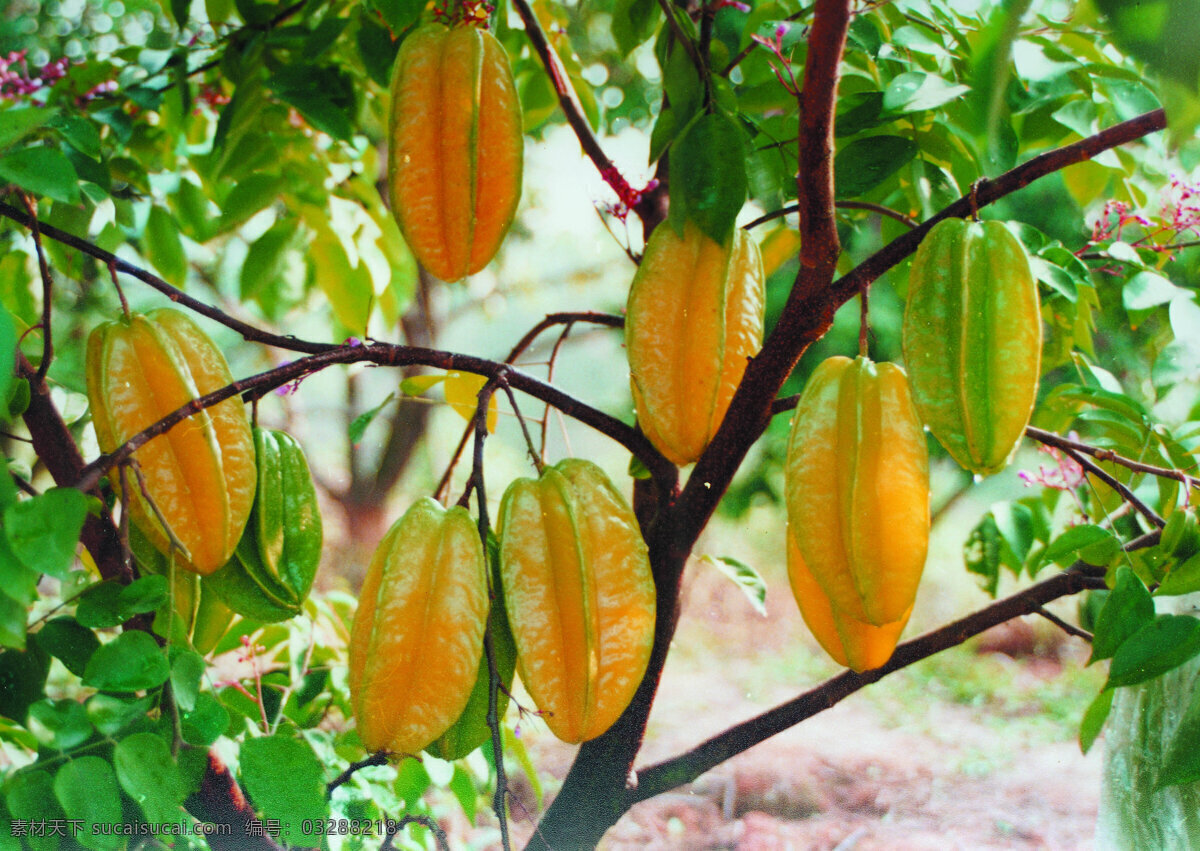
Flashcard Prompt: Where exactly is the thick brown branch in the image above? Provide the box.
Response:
[184,752,281,851]
[793,0,849,289]
[16,354,126,581]
[628,565,1107,803]
[676,108,1168,557]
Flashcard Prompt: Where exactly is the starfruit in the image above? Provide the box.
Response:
[785,525,911,673]
[426,537,518,761]
[785,356,929,632]
[498,459,656,744]
[129,525,233,655]
[348,498,488,755]
[86,309,256,575]
[903,217,1042,475]
[626,221,764,465]
[388,22,523,282]
[206,428,323,623]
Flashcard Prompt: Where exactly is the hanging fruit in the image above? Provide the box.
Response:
[498,459,656,744]
[625,222,765,466]
[348,498,488,755]
[903,217,1042,475]
[785,356,929,639]
[85,308,256,576]
[206,428,323,623]
[786,526,912,673]
[388,22,523,282]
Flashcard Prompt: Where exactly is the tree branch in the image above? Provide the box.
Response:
[74,341,676,496]
[1027,425,1200,495]
[508,0,666,229]
[628,564,1107,804]
[0,201,338,356]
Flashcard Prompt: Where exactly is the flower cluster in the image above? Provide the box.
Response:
[433,0,495,27]
[0,50,69,101]
[1082,176,1200,260]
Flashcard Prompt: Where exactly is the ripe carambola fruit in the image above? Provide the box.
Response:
[786,526,910,673]
[785,356,929,631]
[85,308,256,576]
[626,221,765,465]
[206,428,323,623]
[903,217,1041,475]
[348,498,488,755]
[388,23,523,282]
[498,459,656,744]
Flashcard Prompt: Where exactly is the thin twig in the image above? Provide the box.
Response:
[20,193,54,381]
[1058,444,1165,529]
[327,753,390,797]
[381,814,450,851]
[539,322,574,462]
[1035,606,1093,642]
[1027,425,1200,495]
[465,376,512,851]
[435,312,627,499]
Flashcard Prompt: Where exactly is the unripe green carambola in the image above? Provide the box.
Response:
[903,218,1042,475]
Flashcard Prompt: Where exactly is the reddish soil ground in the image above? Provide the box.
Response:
[492,546,1104,851]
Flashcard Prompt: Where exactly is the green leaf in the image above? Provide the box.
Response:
[217,173,284,234]
[394,756,432,805]
[6,771,67,851]
[0,590,27,649]
[119,574,170,616]
[170,648,205,712]
[449,765,477,822]
[144,206,188,288]
[700,554,767,616]
[180,691,229,746]
[0,642,50,722]
[240,735,328,846]
[1157,552,1200,596]
[0,303,16,424]
[1093,0,1200,90]
[115,732,189,826]
[349,392,396,446]
[0,107,57,150]
[1122,270,1181,312]
[964,513,1003,596]
[27,698,93,750]
[75,580,128,628]
[1079,687,1114,754]
[882,71,970,113]
[309,225,373,336]
[1091,566,1155,664]
[668,110,748,244]
[4,486,88,578]
[51,115,102,160]
[1106,614,1200,689]
[87,693,156,737]
[33,616,100,676]
[357,9,401,87]
[54,756,123,850]
[1158,674,1200,787]
[0,146,81,204]
[613,0,661,56]
[83,630,171,692]
[833,136,917,198]
[1042,524,1118,567]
